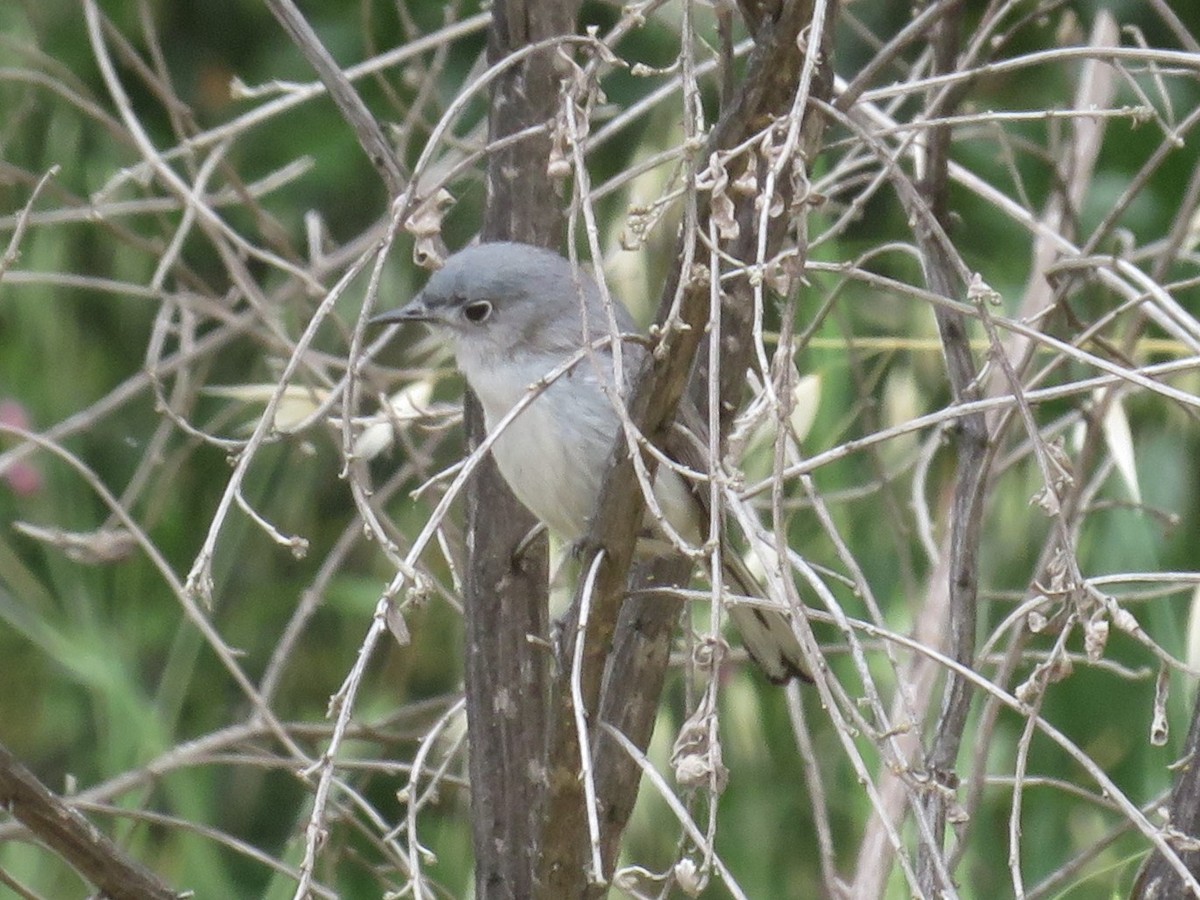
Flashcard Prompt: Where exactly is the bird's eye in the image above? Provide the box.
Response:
[463,300,492,323]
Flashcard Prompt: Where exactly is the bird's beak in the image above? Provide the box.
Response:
[370,294,434,327]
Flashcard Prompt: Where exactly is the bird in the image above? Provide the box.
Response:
[372,241,809,683]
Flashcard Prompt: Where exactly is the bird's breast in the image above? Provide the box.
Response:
[462,352,618,541]
[456,347,702,549]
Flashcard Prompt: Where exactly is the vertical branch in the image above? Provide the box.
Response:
[1131,686,1200,897]
[481,1,580,245]
[908,1,991,892]
[591,560,691,875]
[537,2,838,895]
[467,2,581,897]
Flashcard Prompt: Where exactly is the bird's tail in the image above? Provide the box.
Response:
[721,552,811,684]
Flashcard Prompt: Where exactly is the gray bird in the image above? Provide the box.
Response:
[373,241,809,683]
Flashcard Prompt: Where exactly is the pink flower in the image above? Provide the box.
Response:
[0,399,43,497]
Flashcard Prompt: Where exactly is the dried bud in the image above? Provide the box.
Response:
[696,152,739,241]
[674,858,707,896]
[1151,665,1170,746]
[1083,617,1109,662]
[671,693,728,793]
[404,189,455,269]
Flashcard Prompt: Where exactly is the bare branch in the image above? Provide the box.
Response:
[0,741,181,900]
[265,0,406,197]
